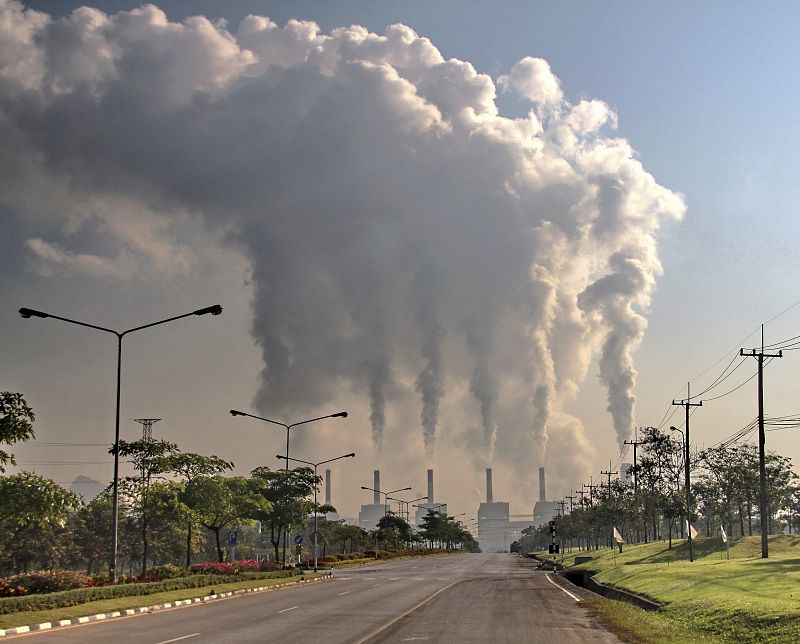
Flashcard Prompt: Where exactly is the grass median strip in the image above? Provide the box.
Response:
[539,534,800,643]
[0,573,324,630]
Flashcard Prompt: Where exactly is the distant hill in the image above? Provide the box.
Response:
[70,475,105,501]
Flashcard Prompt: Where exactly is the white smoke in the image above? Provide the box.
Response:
[0,2,685,484]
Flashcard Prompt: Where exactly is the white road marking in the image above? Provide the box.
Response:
[372,583,382,587]
[412,577,426,581]
[402,637,430,641]
[278,606,299,613]
[154,634,200,644]
[355,581,458,644]
[545,573,581,602]
[389,577,401,581]
[337,591,351,596]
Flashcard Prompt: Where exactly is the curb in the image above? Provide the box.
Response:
[0,574,335,638]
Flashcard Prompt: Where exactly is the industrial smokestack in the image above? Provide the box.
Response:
[427,469,434,503]
[539,467,546,502]
[373,470,381,505]
[486,467,493,503]
[325,469,332,506]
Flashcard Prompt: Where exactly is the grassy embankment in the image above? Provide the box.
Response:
[540,534,800,643]
[0,573,323,630]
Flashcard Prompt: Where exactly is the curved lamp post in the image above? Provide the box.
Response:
[19,304,223,581]
[230,409,347,565]
[276,452,355,572]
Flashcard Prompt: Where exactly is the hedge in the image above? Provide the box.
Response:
[0,570,295,615]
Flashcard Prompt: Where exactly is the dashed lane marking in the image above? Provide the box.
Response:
[337,591,351,596]
[278,606,299,613]
[154,634,200,644]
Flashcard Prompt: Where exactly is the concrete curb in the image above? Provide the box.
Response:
[0,574,335,638]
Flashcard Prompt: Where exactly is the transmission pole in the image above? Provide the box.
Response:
[600,464,617,549]
[672,384,702,562]
[134,418,160,441]
[623,433,643,494]
[575,489,587,506]
[557,499,566,517]
[565,494,576,514]
[583,479,598,504]
[741,325,783,559]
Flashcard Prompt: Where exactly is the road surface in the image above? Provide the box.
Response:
[9,553,620,643]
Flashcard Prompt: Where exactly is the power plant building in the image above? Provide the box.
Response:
[532,467,559,527]
[477,468,531,552]
[414,469,447,526]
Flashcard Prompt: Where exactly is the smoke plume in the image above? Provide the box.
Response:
[0,2,685,483]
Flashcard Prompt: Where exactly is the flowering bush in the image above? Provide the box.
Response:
[190,559,280,575]
[0,578,26,597]
[5,570,89,595]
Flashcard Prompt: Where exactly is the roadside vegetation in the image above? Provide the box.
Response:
[541,535,800,643]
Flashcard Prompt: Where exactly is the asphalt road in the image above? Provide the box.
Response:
[10,554,620,643]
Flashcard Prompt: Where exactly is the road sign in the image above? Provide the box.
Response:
[295,545,302,556]
[293,534,303,545]
[227,531,237,546]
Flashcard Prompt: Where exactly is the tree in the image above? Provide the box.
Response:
[184,476,270,562]
[251,467,319,565]
[162,452,233,567]
[0,391,36,472]
[375,513,413,550]
[115,438,179,576]
[0,472,78,575]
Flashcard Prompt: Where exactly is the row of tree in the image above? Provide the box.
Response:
[0,391,478,577]
[516,426,799,553]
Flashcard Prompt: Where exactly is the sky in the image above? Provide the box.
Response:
[2,0,800,521]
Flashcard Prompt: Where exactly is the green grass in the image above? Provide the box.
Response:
[539,535,800,643]
[0,573,322,630]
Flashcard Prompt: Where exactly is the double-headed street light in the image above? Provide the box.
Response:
[276,452,355,572]
[19,304,223,581]
[401,496,429,523]
[361,485,412,516]
[230,409,347,565]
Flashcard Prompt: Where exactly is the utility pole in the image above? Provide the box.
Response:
[575,489,587,505]
[557,499,566,517]
[600,464,617,549]
[583,480,598,504]
[600,465,617,493]
[741,325,783,559]
[672,383,702,562]
[565,494,576,514]
[623,433,643,494]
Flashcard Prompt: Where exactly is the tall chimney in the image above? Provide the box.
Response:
[325,469,332,506]
[427,469,434,503]
[486,468,493,503]
[539,467,546,502]
[373,470,381,505]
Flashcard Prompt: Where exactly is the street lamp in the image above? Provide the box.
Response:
[230,409,347,565]
[19,304,223,582]
[403,496,429,523]
[670,425,693,561]
[361,485,412,516]
[276,452,355,572]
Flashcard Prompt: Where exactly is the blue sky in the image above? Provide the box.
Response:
[6,0,800,514]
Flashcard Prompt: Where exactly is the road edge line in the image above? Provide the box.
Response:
[545,572,581,602]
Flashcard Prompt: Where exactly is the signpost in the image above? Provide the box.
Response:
[228,530,237,561]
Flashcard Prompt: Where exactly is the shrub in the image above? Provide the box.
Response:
[0,579,26,597]
[5,570,89,595]
[0,570,295,615]
[148,564,186,581]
